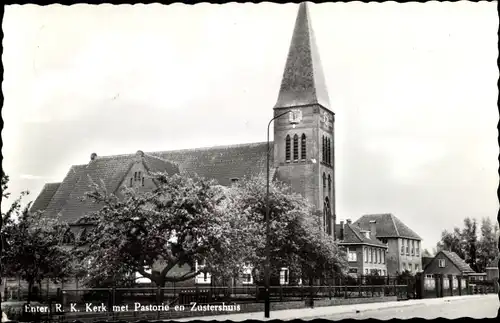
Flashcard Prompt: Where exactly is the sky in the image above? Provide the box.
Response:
[2,2,498,251]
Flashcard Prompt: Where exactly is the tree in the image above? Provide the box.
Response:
[477,217,499,272]
[1,172,74,303]
[77,172,238,301]
[422,249,433,257]
[223,175,348,286]
[462,217,478,271]
[436,227,465,259]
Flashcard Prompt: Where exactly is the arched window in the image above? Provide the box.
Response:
[285,135,291,162]
[301,134,306,160]
[327,138,331,164]
[322,136,326,163]
[328,174,332,192]
[293,134,299,161]
[322,172,326,189]
[324,197,331,234]
[62,230,75,244]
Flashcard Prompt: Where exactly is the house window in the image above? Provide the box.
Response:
[382,270,386,276]
[364,248,369,263]
[142,177,145,187]
[301,134,306,160]
[285,135,291,161]
[406,240,410,255]
[347,248,357,262]
[328,175,331,192]
[408,263,412,272]
[365,269,369,275]
[280,268,289,285]
[241,274,253,285]
[415,264,419,272]
[348,268,358,274]
[402,263,406,271]
[293,134,299,161]
[438,259,446,268]
[323,173,326,189]
[382,251,386,264]
[416,242,420,257]
[374,249,378,263]
[426,274,434,279]
[401,240,405,255]
[130,178,133,187]
[411,240,415,256]
[369,248,373,263]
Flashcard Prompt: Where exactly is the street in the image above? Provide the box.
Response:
[308,295,498,320]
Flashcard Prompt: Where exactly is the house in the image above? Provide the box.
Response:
[423,250,475,278]
[485,255,499,282]
[337,219,388,277]
[420,250,475,298]
[353,213,423,276]
[28,2,334,290]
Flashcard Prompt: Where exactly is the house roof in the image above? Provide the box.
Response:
[339,223,387,248]
[353,213,422,240]
[39,152,179,224]
[274,2,330,110]
[150,142,274,187]
[422,257,434,270]
[440,250,475,274]
[30,182,61,213]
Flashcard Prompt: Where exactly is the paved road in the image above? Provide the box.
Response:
[308,295,498,320]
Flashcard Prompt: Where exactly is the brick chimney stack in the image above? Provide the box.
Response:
[346,219,352,225]
[369,220,377,238]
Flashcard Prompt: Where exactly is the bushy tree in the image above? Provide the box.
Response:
[477,217,499,272]
[77,172,238,301]
[224,175,348,285]
[1,172,74,303]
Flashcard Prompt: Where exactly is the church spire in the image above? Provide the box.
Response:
[274,2,331,110]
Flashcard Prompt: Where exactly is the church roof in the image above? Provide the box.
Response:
[35,142,277,224]
[30,182,61,213]
[40,153,179,224]
[275,2,331,110]
[353,213,422,240]
[150,142,275,187]
[340,223,387,248]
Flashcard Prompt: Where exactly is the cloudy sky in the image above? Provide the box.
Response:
[2,2,498,250]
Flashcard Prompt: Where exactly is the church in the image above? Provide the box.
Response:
[31,2,337,241]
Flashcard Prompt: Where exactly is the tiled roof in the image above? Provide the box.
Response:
[150,142,274,187]
[340,223,387,248]
[274,2,330,110]
[30,183,60,213]
[40,153,179,224]
[440,250,475,274]
[353,213,422,240]
[422,257,433,270]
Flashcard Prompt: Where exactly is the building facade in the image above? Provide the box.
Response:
[353,214,423,276]
[337,220,388,277]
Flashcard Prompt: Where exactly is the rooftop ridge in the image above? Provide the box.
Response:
[150,141,271,155]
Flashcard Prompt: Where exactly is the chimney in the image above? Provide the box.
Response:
[346,219,352,225]
[339,220,344,240]
[369,220,377,238]
[90,153,97,161]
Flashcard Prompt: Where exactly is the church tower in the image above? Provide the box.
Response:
[273,2,336,238]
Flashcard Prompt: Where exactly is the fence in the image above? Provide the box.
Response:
[416,273,498,299]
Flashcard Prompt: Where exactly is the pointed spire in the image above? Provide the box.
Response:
[274,2,331,110]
